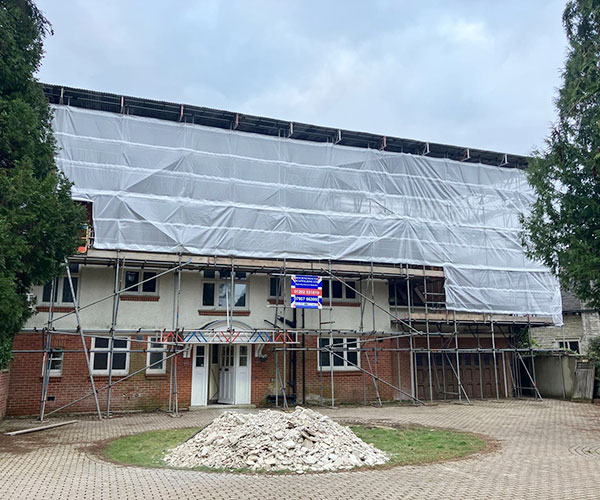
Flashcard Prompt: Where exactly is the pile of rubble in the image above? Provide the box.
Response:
[164,407,388,473]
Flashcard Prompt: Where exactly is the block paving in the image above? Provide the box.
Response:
[0,399,599,499]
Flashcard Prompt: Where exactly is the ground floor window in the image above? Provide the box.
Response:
[42,348,64,377]
[146,337,166,373]
[91,337,129,375]
[318,337,360,370]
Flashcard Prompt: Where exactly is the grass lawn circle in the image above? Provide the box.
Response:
[102,422,492,474]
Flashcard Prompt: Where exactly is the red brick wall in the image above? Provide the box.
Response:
[0,369,10,418]
[251,336,401,405]
[7,332,192,417]
[8,331,514,416]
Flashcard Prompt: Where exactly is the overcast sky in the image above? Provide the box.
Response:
[35,1,567,156]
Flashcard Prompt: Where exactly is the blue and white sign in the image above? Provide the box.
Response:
[291,275,322,309]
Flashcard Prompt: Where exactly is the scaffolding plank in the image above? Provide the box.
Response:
[5,420,78,436]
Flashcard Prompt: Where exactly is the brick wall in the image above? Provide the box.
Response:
[7,332,192,417]
[9,330,515,416]
[0,369,10,419]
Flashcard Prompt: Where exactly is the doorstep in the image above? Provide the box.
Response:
[189,404,256,411]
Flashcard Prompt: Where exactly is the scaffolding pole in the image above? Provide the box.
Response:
[39,277,56,422]
[491,319,500,401]
[281,259,288,409]
[328,261,334,408]
[106,255,122,417]
[46,345,183,417]
[423,266,433,402]
[65,260,102,420]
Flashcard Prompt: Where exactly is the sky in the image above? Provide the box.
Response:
[35,1,568,156]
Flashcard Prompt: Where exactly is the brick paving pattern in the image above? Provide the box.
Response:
[0,400,599,499]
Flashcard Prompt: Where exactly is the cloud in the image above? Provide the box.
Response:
[35,0,568,155]
[438,19,490,45]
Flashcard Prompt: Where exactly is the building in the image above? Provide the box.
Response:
[532,290,600,355]
[6,85,565,418]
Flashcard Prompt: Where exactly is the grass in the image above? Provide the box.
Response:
[104,427,201,468]
[351,425,487,466]
[103,424,487,472]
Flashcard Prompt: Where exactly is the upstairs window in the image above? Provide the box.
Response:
[124,270,158,295]
[389,277,446,309]
[558,340,580,353]
[41,264,80,304]
[269,277,285,298]
[201,270,247,309]
[322,280,357,302]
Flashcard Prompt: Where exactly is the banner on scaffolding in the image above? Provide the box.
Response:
[290,275,322,309]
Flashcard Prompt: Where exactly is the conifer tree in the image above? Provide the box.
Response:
[0,0,84,367]
[522,0,600,310]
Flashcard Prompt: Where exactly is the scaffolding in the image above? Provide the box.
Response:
[25,252,572,422]
[16,85,572,421]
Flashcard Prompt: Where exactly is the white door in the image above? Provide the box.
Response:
[235,345,252,404]
[218,344,235,404]
[191,345,208,406]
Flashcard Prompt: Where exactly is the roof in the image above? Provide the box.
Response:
[43,84,529,170]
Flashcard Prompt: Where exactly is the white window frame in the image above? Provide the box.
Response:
[558,339,580,353]
[146,336,167,374]
[42,348,64,377]
[91,337,130,376]
[318,337,361,371]
[201,270,248,310]
[40,265,80,305]
[123,269,159,296]
[322,279,358,304]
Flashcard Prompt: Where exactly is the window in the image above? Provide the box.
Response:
[321,280,357,302]
[42,348,64,377]
[558,340,580,353]
[239,345,248,367]
[91,337,130,375]
[146,337,166,374]
[41,264,80,304]
[195,345,206,367]
[389,277,446,309]
[269,277,285,298]
[124,270,158,294]
[201,270,247,309]
[318,337,360,370]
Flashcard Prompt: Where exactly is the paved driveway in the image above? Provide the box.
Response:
[0,400,599,499]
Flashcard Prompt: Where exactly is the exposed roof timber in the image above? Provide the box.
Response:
[43,84,529,170]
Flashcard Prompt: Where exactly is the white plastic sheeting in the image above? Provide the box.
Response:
[52,106,562,324]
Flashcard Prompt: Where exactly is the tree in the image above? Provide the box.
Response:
[0,1,84,368]
[521,0,600,311]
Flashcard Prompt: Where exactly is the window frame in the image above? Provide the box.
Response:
[146,336,167,374]
[40,265,80,305]
[201,270,248,310]
[317,337,361,371]
[558,339,580,353]
[321,279,358,304]
[123,269,159,296]
[42,348,64,377]
[91,336,130,376]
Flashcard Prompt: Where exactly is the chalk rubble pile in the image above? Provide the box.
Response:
[164,407,388,473]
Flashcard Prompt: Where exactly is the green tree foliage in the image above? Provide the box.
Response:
[521,0,600,310]
[0,1,84,368]
[587,336,600,395]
